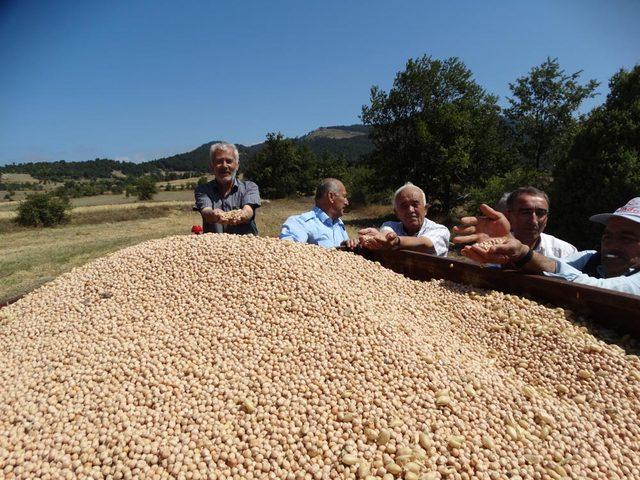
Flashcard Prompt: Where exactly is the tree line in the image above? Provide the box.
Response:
[9,54,639,250]
[244,56,639,250]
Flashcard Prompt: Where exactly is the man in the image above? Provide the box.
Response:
[358,183,450,256]
[453,198,640,295]
[505,187,577,259]
[195,142,261,235]
[279,178,357,248]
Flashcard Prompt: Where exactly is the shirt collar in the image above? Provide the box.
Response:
[313,206,343,226]
[212,177,239,194]
[400,218,427,236]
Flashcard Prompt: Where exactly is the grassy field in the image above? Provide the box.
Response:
[0,196,393,304]
[1,173,41,183]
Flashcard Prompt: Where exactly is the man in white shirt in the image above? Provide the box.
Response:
[358,183,450,256]
[506,187,577,259]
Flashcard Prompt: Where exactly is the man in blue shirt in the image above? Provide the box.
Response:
[280,178,357,249]
[452,198,640,296]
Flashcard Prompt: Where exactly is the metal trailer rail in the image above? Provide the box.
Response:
[351,248,640,336]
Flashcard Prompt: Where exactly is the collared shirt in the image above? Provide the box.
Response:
[194,179,261,235]
[532,232,577,259]
[279,206,349,248]
[544,250,640,296]
[380,218,450,256]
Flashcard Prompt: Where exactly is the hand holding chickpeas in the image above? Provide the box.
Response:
[358,227,400,250]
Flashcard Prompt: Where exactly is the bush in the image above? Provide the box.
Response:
[15,193,71,227]
[133,176,158,201]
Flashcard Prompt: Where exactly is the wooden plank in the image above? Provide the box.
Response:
[354,249,640,335]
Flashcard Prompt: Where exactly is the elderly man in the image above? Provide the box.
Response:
[505,186,576,258]
[194,142,261,234]
[279,178,357,248]
[358,183,450,256]
[453,198,640,295]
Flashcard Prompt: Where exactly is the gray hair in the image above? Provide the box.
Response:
[506,186,549,211]
[209,142,239,163]
[315,178,342,202]
[393,182,427,207]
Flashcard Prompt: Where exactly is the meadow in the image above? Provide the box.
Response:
[0,194,393,304]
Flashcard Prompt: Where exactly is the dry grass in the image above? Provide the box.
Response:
[0,196,394,304]
[0,173,40,183]
[159,175,212,187]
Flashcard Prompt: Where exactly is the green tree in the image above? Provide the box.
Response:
[15,192,71,227]
[550,65,640,249]
[466,167,552,215]
[505,57,599,171]
[197,176,209,186]
[133,176,158,201]
[245,133,317,198]
[361,55,514,214]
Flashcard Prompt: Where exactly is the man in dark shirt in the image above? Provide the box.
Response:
[194,142,261,235]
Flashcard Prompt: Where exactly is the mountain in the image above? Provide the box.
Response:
[0,125,373,180]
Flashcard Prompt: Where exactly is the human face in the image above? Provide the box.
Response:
[329,182,349,218]
[210,147,238,184]
[600,217,640,278]
[507,194,549,248]
[394,187,428,235]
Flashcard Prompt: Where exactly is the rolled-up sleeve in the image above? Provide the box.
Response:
[243,182,261,209]
[194,185,212,211]
[279,215,308,243]
[429,226,451,256]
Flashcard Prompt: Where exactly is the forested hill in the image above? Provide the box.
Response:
[0,125,373,180]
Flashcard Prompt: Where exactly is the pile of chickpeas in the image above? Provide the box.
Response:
[0,234,638,480]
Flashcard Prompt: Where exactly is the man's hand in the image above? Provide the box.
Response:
[201,207,224,224]
[358,228,398,250]
[453,203,511,246]
[341,238,359,250]
[461,236,527,264]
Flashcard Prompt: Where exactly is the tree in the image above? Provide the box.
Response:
[244,133,317,198]
[133,176,158,201]
[550,65,640,249]
[505,57,599,171]
[465,167,552,215]
[197,176,209,186]
[361,55,514,214]
[15,192,71,227]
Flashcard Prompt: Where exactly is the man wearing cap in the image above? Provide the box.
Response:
[279,178,358,249]
[453,198,640,296]
[358,183,450,256]
[195,142,261,235]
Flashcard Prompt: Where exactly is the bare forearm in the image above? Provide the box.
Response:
[396,236,436,254]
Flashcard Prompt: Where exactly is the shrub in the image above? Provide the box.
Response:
[133,176,158,201]
[15,193,71,227]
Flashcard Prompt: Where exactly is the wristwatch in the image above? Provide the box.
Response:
[513,247,534,268]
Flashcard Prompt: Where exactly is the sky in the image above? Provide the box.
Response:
[0,0,638,166]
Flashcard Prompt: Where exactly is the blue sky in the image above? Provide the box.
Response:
[0,0,638,166]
